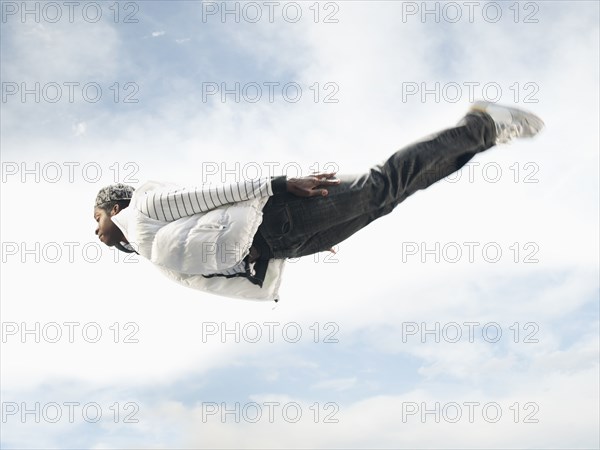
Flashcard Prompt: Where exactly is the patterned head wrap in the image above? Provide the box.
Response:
[94,183,135,208]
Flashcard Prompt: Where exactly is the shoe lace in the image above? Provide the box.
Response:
[495,122,523,144]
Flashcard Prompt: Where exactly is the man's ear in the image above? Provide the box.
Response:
[110,204,121,216]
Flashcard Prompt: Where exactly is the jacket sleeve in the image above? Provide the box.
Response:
[137,176,287,221]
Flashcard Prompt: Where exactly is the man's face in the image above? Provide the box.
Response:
[94,206,123,247]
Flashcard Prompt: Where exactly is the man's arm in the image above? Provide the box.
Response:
[136,172,340,221]
[137,176,288,221]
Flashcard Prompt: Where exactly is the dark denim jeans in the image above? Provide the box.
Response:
[257,111,497,259]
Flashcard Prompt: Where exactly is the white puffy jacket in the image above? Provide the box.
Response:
[110,177,287,302]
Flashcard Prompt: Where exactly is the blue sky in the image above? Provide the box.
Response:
[1,1,599,448]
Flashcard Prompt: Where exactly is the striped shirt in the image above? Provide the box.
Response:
[138,177,275,222]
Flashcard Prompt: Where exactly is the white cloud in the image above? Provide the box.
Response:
[311,377,358,392]
[72,121,87,136]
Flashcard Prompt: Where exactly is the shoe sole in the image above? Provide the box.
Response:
[470,100,545,137]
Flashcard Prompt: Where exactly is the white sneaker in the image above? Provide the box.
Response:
[470,100,545,144]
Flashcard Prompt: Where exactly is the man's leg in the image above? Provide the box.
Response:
[260,99,546,259]
[258,111,496,258]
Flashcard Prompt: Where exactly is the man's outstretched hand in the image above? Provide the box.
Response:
[286,172,341,197]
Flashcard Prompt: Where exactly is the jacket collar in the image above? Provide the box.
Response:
[110,207,138,254]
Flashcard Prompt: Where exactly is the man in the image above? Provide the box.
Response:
[93,100,544,302]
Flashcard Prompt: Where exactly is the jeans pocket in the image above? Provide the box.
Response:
[262,203,293,238]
